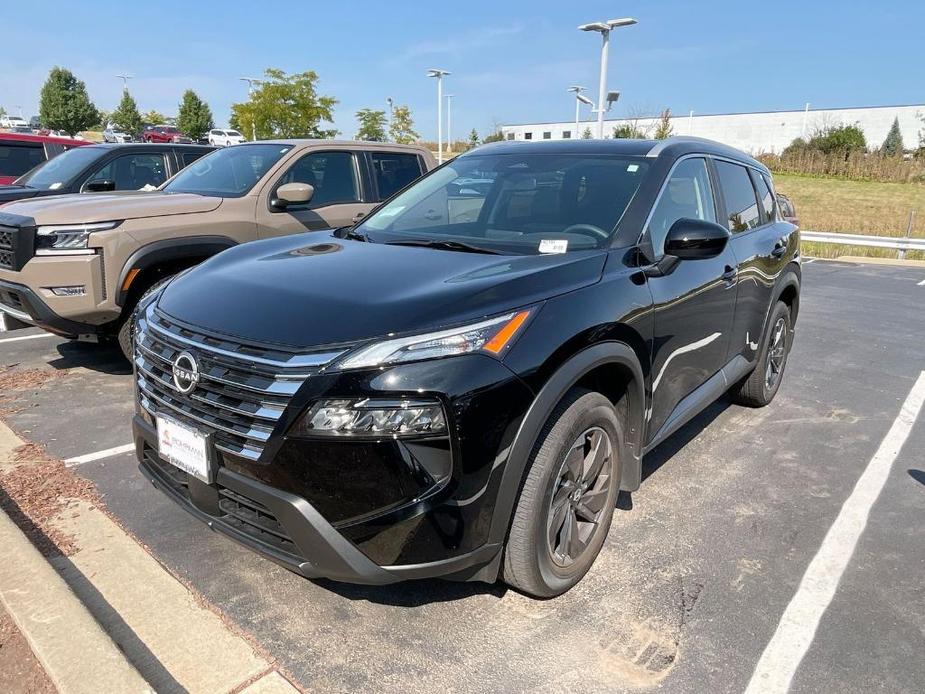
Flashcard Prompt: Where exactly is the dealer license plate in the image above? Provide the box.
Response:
[156,415,213,483]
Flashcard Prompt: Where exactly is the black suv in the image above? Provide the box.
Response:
[0,143,214,204]
[132,137,800,597]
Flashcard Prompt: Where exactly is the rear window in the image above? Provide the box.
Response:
[0,143,46,179]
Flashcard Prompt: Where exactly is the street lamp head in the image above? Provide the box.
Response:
[576,94,594,106]
[606,17,638,28]
[567,85,586,94]
[427,69,450,78]
[606,91,621,105]
[578,22,610,32]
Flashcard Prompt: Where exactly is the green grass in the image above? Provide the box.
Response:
[773,174,925,260]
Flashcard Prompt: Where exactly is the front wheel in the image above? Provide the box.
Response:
[116,275,174,361]
[502,389,622,598]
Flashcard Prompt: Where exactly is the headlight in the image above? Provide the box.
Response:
[291,398,447,438]
[337,309,533,370]
[35,221,121,253]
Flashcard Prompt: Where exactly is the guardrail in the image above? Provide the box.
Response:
[802,231,925,259]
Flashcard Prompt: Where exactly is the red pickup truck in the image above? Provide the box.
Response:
[0,133,91,185]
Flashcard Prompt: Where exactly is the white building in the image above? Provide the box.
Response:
[501,104,925,154]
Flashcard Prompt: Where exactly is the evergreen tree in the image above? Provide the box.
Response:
[110,90,144,138]
[880,117,903,157]
[177,90,214,141]
[468,128,480,149]
[581,127,593,139]
[38,67,99,136]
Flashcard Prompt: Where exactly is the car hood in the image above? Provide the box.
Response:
[0,191,222,224]
[157,233,608,349]
[0,185,41,205]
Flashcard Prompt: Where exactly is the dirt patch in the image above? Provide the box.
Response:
[0,608,55,694]
[0,366,70,416]
[0,442,99,557]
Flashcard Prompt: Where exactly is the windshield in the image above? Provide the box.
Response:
[16,146,104,189]
[163,143,291,198]
[358,153,650,254]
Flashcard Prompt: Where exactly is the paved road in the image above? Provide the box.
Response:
[2,259,923,693]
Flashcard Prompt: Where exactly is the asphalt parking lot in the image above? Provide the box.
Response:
[1,258,924,693]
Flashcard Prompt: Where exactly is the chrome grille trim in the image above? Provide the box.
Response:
[134,305,340,461]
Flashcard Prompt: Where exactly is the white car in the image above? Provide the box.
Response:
[1,115,29,129]
[102,126,133,143]
[207,129,246,146]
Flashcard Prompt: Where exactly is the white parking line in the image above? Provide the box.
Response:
[745,370,925,694]
[65,443,136,467]
[917,278,925,286]
[0,332,53,345]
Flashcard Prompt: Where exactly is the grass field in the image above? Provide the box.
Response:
[773,174,925,259]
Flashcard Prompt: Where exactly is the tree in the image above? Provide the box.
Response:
[111,90,144,137]
[389,104,419,144]
[38,67,99,136]
[0,107,5,118]
[654,109,673,140]
[142,109,168,125]
[880,117,903,157]
[230,68,337,140]
[807,124,866,155]
[613,122,644,139]
[355,108,387,141]
[468,128,480,149]
[581,127,593,139]
[482,129,505,143]
[177,89,214,141]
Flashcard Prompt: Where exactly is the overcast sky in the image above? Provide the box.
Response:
[2,0,922,139]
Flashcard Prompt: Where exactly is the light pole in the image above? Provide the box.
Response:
[386,97,394,141]
[578,17,637,138]
[445,94,454,153]
[115,74,132,92]
[567,86,587,136]
[239,77,260,141]
[427,69,450,163]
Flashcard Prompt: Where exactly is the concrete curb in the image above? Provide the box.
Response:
[833,255,925,268]
[0,507,152,693]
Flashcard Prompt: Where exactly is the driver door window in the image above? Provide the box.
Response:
[277,151,360,206]
[86,153,167,190]
[647,158,716,256]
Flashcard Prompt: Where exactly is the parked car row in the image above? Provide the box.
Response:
[0,136,800,599]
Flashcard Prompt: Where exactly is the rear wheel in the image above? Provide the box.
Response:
[502,389,622,598]
[731,301,792,407]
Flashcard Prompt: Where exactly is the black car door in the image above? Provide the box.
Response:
[713,161,796,364]
[643,156,738,443]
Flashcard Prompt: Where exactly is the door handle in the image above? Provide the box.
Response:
[722,265,738,283]
[351,212,366,223]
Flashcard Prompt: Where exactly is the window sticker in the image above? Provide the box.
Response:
[539,239,568,254]
[627,164,639,173]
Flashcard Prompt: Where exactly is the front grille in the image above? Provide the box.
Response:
[0,227,13,270]
[135,306,343,461]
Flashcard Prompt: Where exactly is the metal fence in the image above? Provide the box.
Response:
[801,231,925,260]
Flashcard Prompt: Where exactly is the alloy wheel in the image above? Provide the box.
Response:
[546,427,614,568]
[765,316,787,389]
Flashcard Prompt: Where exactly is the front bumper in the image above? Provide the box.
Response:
[134,415,503,584]
[0,277,104,336]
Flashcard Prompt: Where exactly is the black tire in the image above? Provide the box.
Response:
[731,301,792,407]
[502,389,622,598]
[116,275,174,361]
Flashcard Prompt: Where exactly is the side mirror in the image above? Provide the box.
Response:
[84,179,116,193]
[273,182,314,209]
[664,218,730,260]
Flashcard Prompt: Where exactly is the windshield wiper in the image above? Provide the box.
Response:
[384,238,504,255]
[333,226,368,242]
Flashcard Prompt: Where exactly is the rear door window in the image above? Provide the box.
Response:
[714,160,761,232]
[754,173,776,223]
[0,143,45,179]
[87,153,168,190]
[370,152,423,200]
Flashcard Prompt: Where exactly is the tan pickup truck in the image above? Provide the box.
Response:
[0,140,435,357]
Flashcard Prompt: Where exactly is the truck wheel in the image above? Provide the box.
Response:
[502,389,622,598]
[731,301,792,407]
[116,275,174,361]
